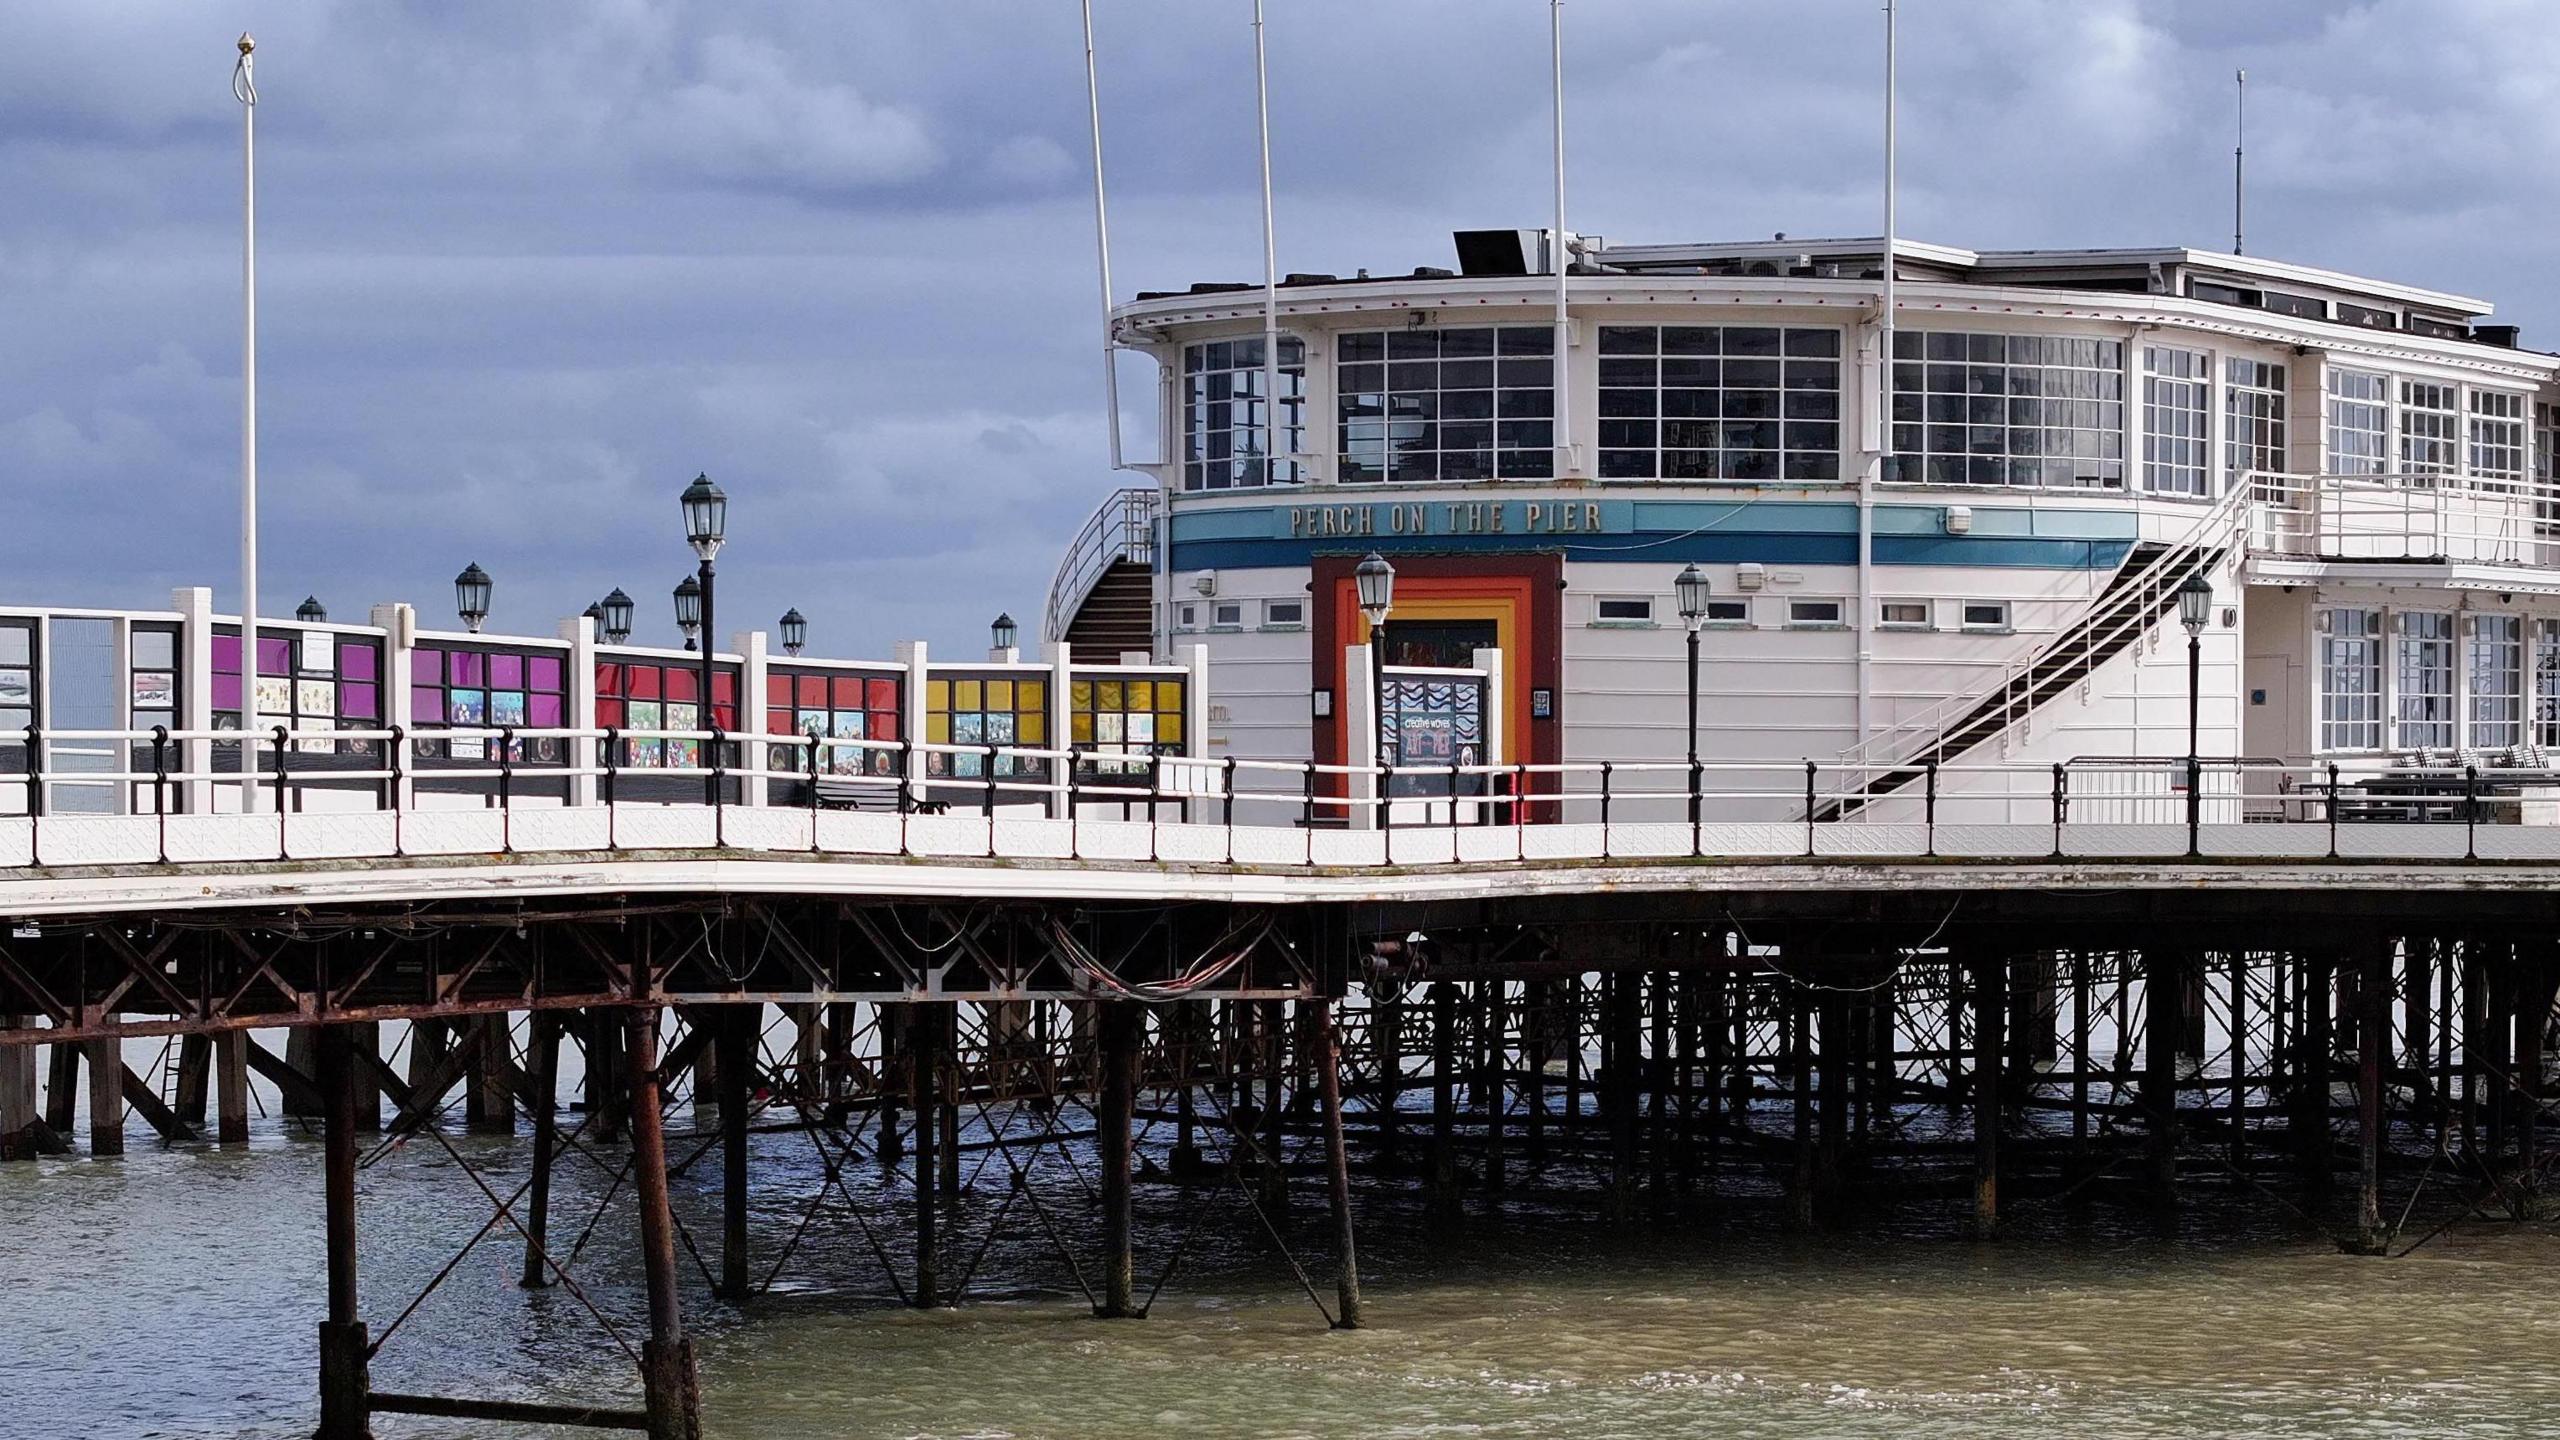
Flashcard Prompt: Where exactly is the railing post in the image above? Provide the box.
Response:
[1599,761,1614,859]
[1222,755,1237,864]
[1146,752,1162,862]
[389,726,406,857]
[983,746,998,817]
[499,722,519,845]
[271,725,290,861]
[1446,759,1460,832]
[1690,759,1703,858]
[602,726,621,850]
[2050,762,2067,859]
[1803,760,1817,858]
[708,725,726,849]
[151,725,170,864]
[2185,753,2202,859]
[2326,760,2340,860]
[1924,757,1939,857]
[1302,760,1317,864]
[2465,764,2480,861]
[897,740,914,815]
[807,734,824,854]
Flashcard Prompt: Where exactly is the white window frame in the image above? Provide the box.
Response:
[2398,379,2459,483]
[1181,335,1305,491]
[2315,607,2383,753]
[2326,367,2390,477]
[1785,598,1846,628]
[1209,601,1245,631]
[1260,599,1306,631]
[2536,617,2560,749]
[2394,609,2456,752]
[1591,596,1657,626]
[2469,389,2526,492]
[1877,600,1931,629]
[1959,600,2012,632]
[2467,612,2523,751]
[2142,345,2210,496]
[2224,357,2287,485]
[1703,599,1751,627]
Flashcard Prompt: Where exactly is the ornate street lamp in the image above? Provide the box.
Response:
[2178,569,2215,854]
[677,474,728,805]
[672,575,702,651]
[599,588,635,646]
[296,596,327,624]
[780,608,807,658]
[991,612,1017,653]
[1676,564,1710,830]
[454,563,492,633]
[1354,554,1396,795]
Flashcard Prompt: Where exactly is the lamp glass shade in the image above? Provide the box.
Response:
[1353,552,1395,624]
[991,612,1017,651]
[1674,564,1711,625]
[454,563,492,630]
[779,608,808,654]
[672,574,703,632]
[600,588,635,644]
[680,473,727,561]
[2177,571,2214,633]
[295,596,327,624]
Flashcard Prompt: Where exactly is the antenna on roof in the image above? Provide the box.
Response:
[1080,0,1127,469]
[1253,0,1284,481]
[234,33,263,815]
[2233,69,2246,255]
[1550,0,1573,474]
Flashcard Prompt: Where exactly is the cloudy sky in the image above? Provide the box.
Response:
[6,1,2556,657]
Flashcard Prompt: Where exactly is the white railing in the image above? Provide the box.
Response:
[1838,478,2251,786]
[2,724,2555,872]
[2247,470,2560,568]
[1043,486,1161,644]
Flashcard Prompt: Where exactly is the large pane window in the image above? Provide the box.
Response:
[2468,613,2523,750]
[1890,332,2125,488]
[2395,611,2456,751]
[2325,368,2389,476]
[1595,325,1841,482]
[767,670,902,776]
[1337,326,1553,483]
[2142,346,2209,496]
[595,659,736,769]
[2224,358,2287,482]
[1069,675,1187,779]
[220,627,385,757]
[2538,618,2560,749]
[2316,607,2382,752]
[2399,380,2458,480]
[2468,390,2526,491]
[925,674,1049,780]
[1182,337,1304,491]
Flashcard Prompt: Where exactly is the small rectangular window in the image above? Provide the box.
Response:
[1787,599,1844,627]
[1961,601,2011,630]
[1262,600,1305,629]
[1879,601,1929,627]
[1594,597,1655,624]
[1211,602,1244,629]
[2336,301,2399,331]
[1704,599,1749,624]
[1175,603,1198,631]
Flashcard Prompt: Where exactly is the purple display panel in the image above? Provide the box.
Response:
[529,694,563,727]
[213,635,242,670]
[257,637,292,673]
[340,643,377,681]
[413,650,442,685]
[528,655,562,691]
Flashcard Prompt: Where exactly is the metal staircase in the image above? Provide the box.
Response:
[1045,487,1161,656]
[1822,482,2251,820]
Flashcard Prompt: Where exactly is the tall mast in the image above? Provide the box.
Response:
[234,34,261,811]
[1254,0,1284,481]
[2233,69,2247,255]
[1550,0,1572,474]
[1080,0,1126,469]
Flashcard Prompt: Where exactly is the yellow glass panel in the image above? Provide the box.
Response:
[1071,712,1094,744]
[1020,711,1046,744]
[926,679,949,711]
[1098,681,1123,711]
[988,680,1013,710]
[1070,680,1091,710]
[926,714,951,744]
[1159,681,1185,709]
[1127,680,1153,710]
[955,680,983,711]
[1156,712,1182,744]
[1020,680,1045,710]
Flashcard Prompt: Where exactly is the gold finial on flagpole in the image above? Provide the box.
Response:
[238,32,254,56]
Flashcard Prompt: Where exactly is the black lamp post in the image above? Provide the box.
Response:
[679,473,728,805]
[581,601,604,636]
[296,596,327,624]
[454,563,491,634]
[672,576,702,651]
[991,612,1017,654]
[2178,569,2215,853]
[1354,554,1396,807]
[780,608,807,658]
[599,588,634,646]
[1676,564,1711,828]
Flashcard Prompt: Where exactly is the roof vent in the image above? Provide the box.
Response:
[1453,229,1543,276]
[1412,265,1456,279]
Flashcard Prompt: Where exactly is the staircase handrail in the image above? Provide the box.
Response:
[1838,479,2253,781]
[1044,486,1163,645]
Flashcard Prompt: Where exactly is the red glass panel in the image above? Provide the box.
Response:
[711,702,736,731]
[872,710,900,741]
[866,678,898,711]
[595,663,623,698]
[767,674,791,704]
[596,698,624,727]
[630,666,661,701]
[713,673,734,703]
[767,707,793,736]
[801,675,829,706]
[664,667,697,703]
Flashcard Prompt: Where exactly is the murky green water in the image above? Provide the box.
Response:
[5,1114,2558,1439]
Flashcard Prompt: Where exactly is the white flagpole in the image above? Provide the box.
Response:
[1079,0,1126,470]
[1253,0,1283,481]
[1550,0,1571,474]
[233,34,261,812]
[2233,69,2247,255]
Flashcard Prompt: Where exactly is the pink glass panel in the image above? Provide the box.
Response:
[339,644,377,681]
[212,675,242,710]
[213,635,242,671]
[257,637,291,673]
[490,653,524,689]
[341,683,378,719]
[529,694,562,727]
[452,651,483,686]
[412,651,442,685]
[528,655,562,691]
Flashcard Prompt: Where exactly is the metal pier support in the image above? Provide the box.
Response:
[1316,997,1363,1329]
[909,1005,940,1308]
[520,1012,560,1290]
[1973,952,2002,1242]
[717,1003,754,1302]
[626,1008,704,1440]
[1097,1000,1139,1318]
[315,1024,371,1439]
